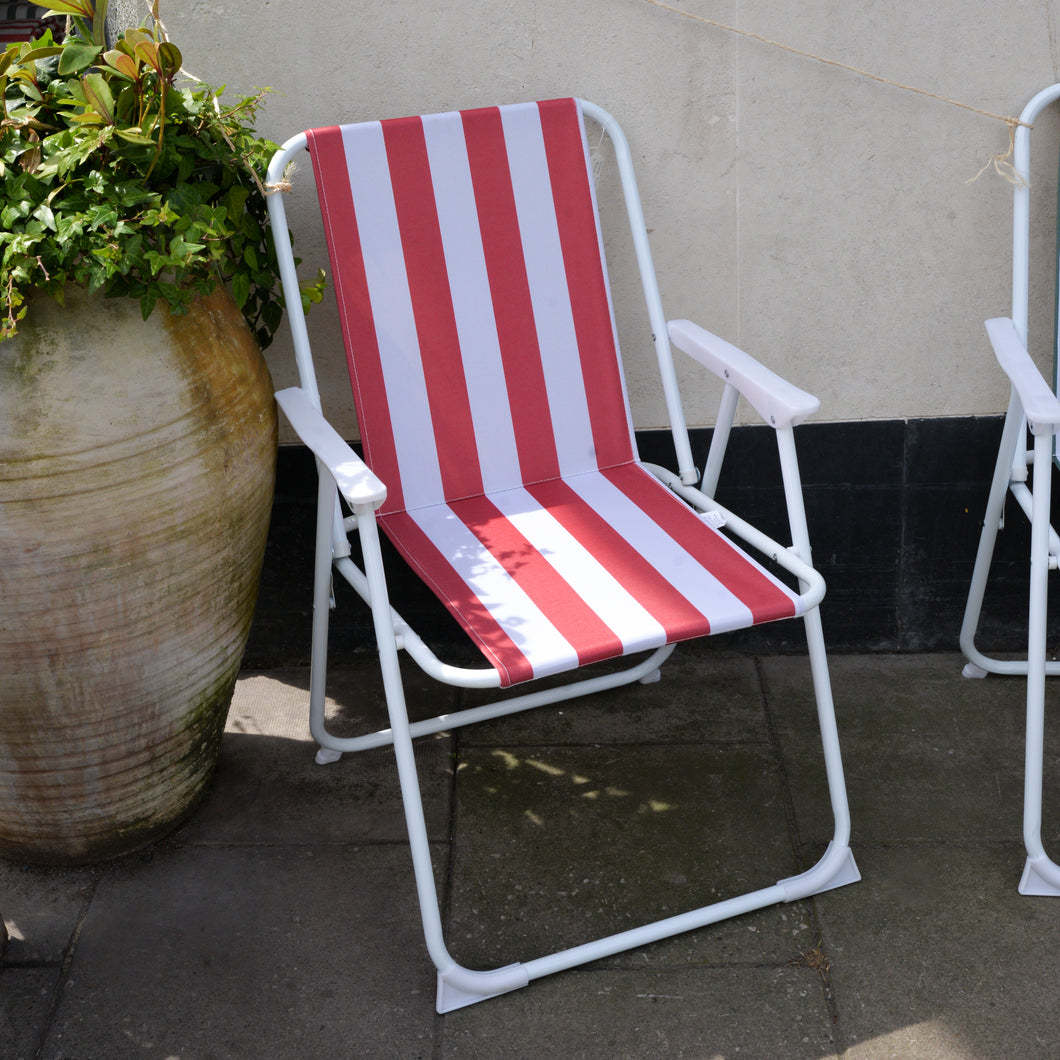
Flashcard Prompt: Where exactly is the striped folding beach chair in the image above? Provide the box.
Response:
[266,97,859,1011]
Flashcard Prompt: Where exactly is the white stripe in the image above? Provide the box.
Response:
[565,471,768,633]
[500,104,599,477]
[409,504,579,677]
[340,123,444,510]
[487,486,667,652]
[420,112,523,495]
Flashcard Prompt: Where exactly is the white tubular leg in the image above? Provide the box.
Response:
[960,390,1030,676]
[1019,430,1060,895]
[775,424,856,878]
[308,471,341,763]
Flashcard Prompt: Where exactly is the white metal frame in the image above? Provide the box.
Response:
[266,99,859,1011]
[960,83,1060,896]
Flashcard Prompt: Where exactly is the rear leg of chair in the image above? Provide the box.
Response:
[308,473,345,765]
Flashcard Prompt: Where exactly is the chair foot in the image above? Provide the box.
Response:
[962,661,988,679]
[436,963,529,1013]
[638,668,662,685]
[315,746,343,765]
[778,841,860,901]
[818,845,861,893]
[1019,855,1060,896]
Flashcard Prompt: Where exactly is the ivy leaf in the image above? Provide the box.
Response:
[224,184,249,225]
[139,288,158,321]
[229,270,250,309]
[33,203,56,230]
[168,234,206,260]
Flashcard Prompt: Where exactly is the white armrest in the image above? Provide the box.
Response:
[985,317,1060,432]
[667,319,820,429]
[275,388,387,508]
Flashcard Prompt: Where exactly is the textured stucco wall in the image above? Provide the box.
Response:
[115,1,1060,440]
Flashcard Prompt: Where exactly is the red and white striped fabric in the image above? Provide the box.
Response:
[0,4,65,43]
[307,98,802,685]
[0,20,42,41]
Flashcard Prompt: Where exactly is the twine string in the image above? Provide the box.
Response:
[966,121,1027,186]
[264,161,297,196]
[639,0,1030,183]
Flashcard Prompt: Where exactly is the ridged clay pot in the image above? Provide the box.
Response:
[0,286,277,864]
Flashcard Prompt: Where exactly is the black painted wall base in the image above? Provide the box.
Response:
[243,415,1054,668]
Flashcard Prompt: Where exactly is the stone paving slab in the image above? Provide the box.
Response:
[439,964,842,1059]
[39,844,438,1060]
[448,742,805,969]
[4,651,1060,1058]
[187,664,455,845]
[819,844,1060,1060]
[459,647,771,746]
[1,967,59,1060]
[0,864,93,966]
[763,653,1047,846]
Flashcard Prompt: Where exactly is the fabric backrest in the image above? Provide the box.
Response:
[306,98,637,515]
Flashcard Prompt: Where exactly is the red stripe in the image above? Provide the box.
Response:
[538,99,634,469]
[461,106,561,484]
[603,464,798,624]
[450,495,624,666]
[525,477,714,641]
[0,22,41,41]
[380,117,484,501]
[308,126,404,512]
[379,511,533,686]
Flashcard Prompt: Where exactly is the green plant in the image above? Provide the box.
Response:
[0,0,323,346]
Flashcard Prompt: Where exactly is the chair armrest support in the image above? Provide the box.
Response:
[668,319,820,429]
[985,317,1060,434]
[275,387,387,508]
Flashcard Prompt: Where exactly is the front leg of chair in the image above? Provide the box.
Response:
[353,502,533,1010]
[779,603,859,898]
[1019,429,1060,895]
[773,425,858,892]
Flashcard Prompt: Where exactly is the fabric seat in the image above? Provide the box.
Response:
[265,96,858,1012]
[381,464,802,685]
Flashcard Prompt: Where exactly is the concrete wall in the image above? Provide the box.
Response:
[123,1,1060,441]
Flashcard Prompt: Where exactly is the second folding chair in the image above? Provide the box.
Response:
[961,82,1060,898]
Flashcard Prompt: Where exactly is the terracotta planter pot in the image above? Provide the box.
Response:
[0,286,277,864]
